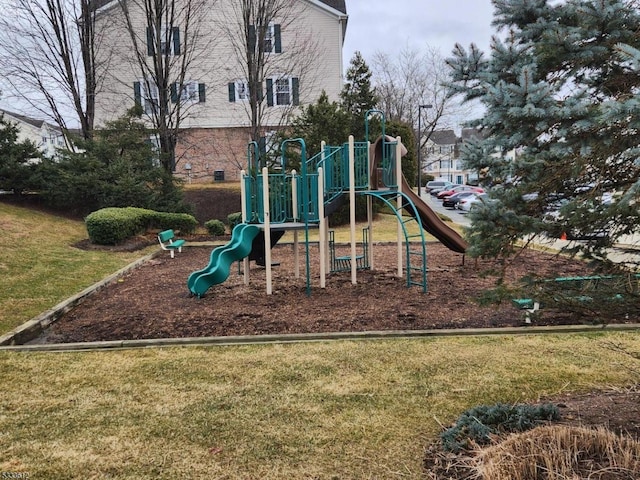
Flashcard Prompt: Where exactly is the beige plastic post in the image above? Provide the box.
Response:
[318,166,326,288]
[349,135,357,285]
[291,170,300,279]
[240,170,250,285]
[396,137,403,278]
[262,167,272,295]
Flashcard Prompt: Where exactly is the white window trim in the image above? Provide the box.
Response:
[262,23,275,53]
[180,81,200,103]
[140,79,159,114]
[159,24,177,55]
[235,80,250,101]
[269,75,294,106]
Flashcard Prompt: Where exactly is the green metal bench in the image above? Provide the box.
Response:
[157,229,186,258]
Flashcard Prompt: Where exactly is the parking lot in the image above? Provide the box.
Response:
[419,191,471,226]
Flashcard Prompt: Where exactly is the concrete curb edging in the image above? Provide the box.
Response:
[1,324,638,353]
[0,250,162,347]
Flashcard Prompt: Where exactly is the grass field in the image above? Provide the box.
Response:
[1,334,639,479]
[1,193,639,479]
[0,202,155,334]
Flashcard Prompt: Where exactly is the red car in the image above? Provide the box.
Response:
[436,185,484,200]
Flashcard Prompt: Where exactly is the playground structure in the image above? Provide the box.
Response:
[187,113,468,298]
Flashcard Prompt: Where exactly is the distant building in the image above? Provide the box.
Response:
[423,128,483,185]
[0,108,66,159]
[93,0,348,183]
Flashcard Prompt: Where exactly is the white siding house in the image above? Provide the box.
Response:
[93,0,348,183]
[422,129,484,186]
[0,108,65,159]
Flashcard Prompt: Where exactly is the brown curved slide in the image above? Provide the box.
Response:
[400,175,468,253]
[371,136,468,254]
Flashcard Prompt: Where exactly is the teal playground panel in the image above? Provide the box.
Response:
[199,120,431,297]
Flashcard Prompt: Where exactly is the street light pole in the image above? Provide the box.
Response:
[417,104,432,196]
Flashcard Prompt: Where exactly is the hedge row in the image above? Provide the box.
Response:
[86,207,197,245]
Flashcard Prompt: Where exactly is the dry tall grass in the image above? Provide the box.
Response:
[473,425,640,479]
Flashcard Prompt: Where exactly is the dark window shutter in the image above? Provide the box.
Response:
[198,83,205,103]
[146,27,154,56]
[134,81,142,107]
[172,27,180,55]
[228,82,235,102]
[266,78,274,106]
[170,83,178,103]
[292,77,299,106]
[258,136,267,167]
[249,25,256,53]
[274,24,281,53]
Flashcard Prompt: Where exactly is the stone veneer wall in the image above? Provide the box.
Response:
[173,127,252,184]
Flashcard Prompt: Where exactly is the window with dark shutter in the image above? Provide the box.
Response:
[274,24,281,53]
[291,77,299,105]
[134,81,142,107]
[266,78,274,106]
[147,25,180,55]
[170,83,178,103]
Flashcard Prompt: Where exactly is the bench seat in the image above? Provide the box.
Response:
[158,229,185,258]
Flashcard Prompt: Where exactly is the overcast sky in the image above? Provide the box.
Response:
[342,0,496,67]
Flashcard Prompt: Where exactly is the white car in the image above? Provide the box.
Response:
[457,193,487,212]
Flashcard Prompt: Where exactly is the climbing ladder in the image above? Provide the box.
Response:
[362,190,428,293]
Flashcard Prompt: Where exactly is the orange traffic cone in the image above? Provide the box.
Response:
[560,232,567,240]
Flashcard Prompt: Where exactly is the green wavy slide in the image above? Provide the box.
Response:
[187,223,261,297]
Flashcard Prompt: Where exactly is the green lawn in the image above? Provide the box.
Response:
[1,198,639,479]
[0,202,154,334]
[1,334,639,479]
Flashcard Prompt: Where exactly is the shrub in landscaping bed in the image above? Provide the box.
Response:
[204,219,226,236]
[227,212,243,229]
[86,207,197,245]
[440,403,561,453]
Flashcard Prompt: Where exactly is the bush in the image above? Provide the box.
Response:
[329,196,380,227]
[205,219,226,236]
[440,403,560,453]
[86,207,197,245]
[227,212,243,228]
[34,110,193,217]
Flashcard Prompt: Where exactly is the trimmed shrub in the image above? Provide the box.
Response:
[86,207,197,245]
[440,403,560,453]
[205,219,226,236]
[152,212,197,233]
[227,212,243,228]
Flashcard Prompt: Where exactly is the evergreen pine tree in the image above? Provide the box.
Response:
[287,91,350,160]
[340,51,379,140]
[0,115,42,194]
[447,0,640,263]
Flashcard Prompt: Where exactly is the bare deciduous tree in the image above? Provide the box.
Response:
[117,0,212,173]
[371,45,473,152]
[0,0,103,142]
[217,0,321,166]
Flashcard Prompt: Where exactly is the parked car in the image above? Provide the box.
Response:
[425,180,454,193]
[457,193,488,212]
[436,185,485,200]
[442,191,476,209]
[428,182,456,196]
